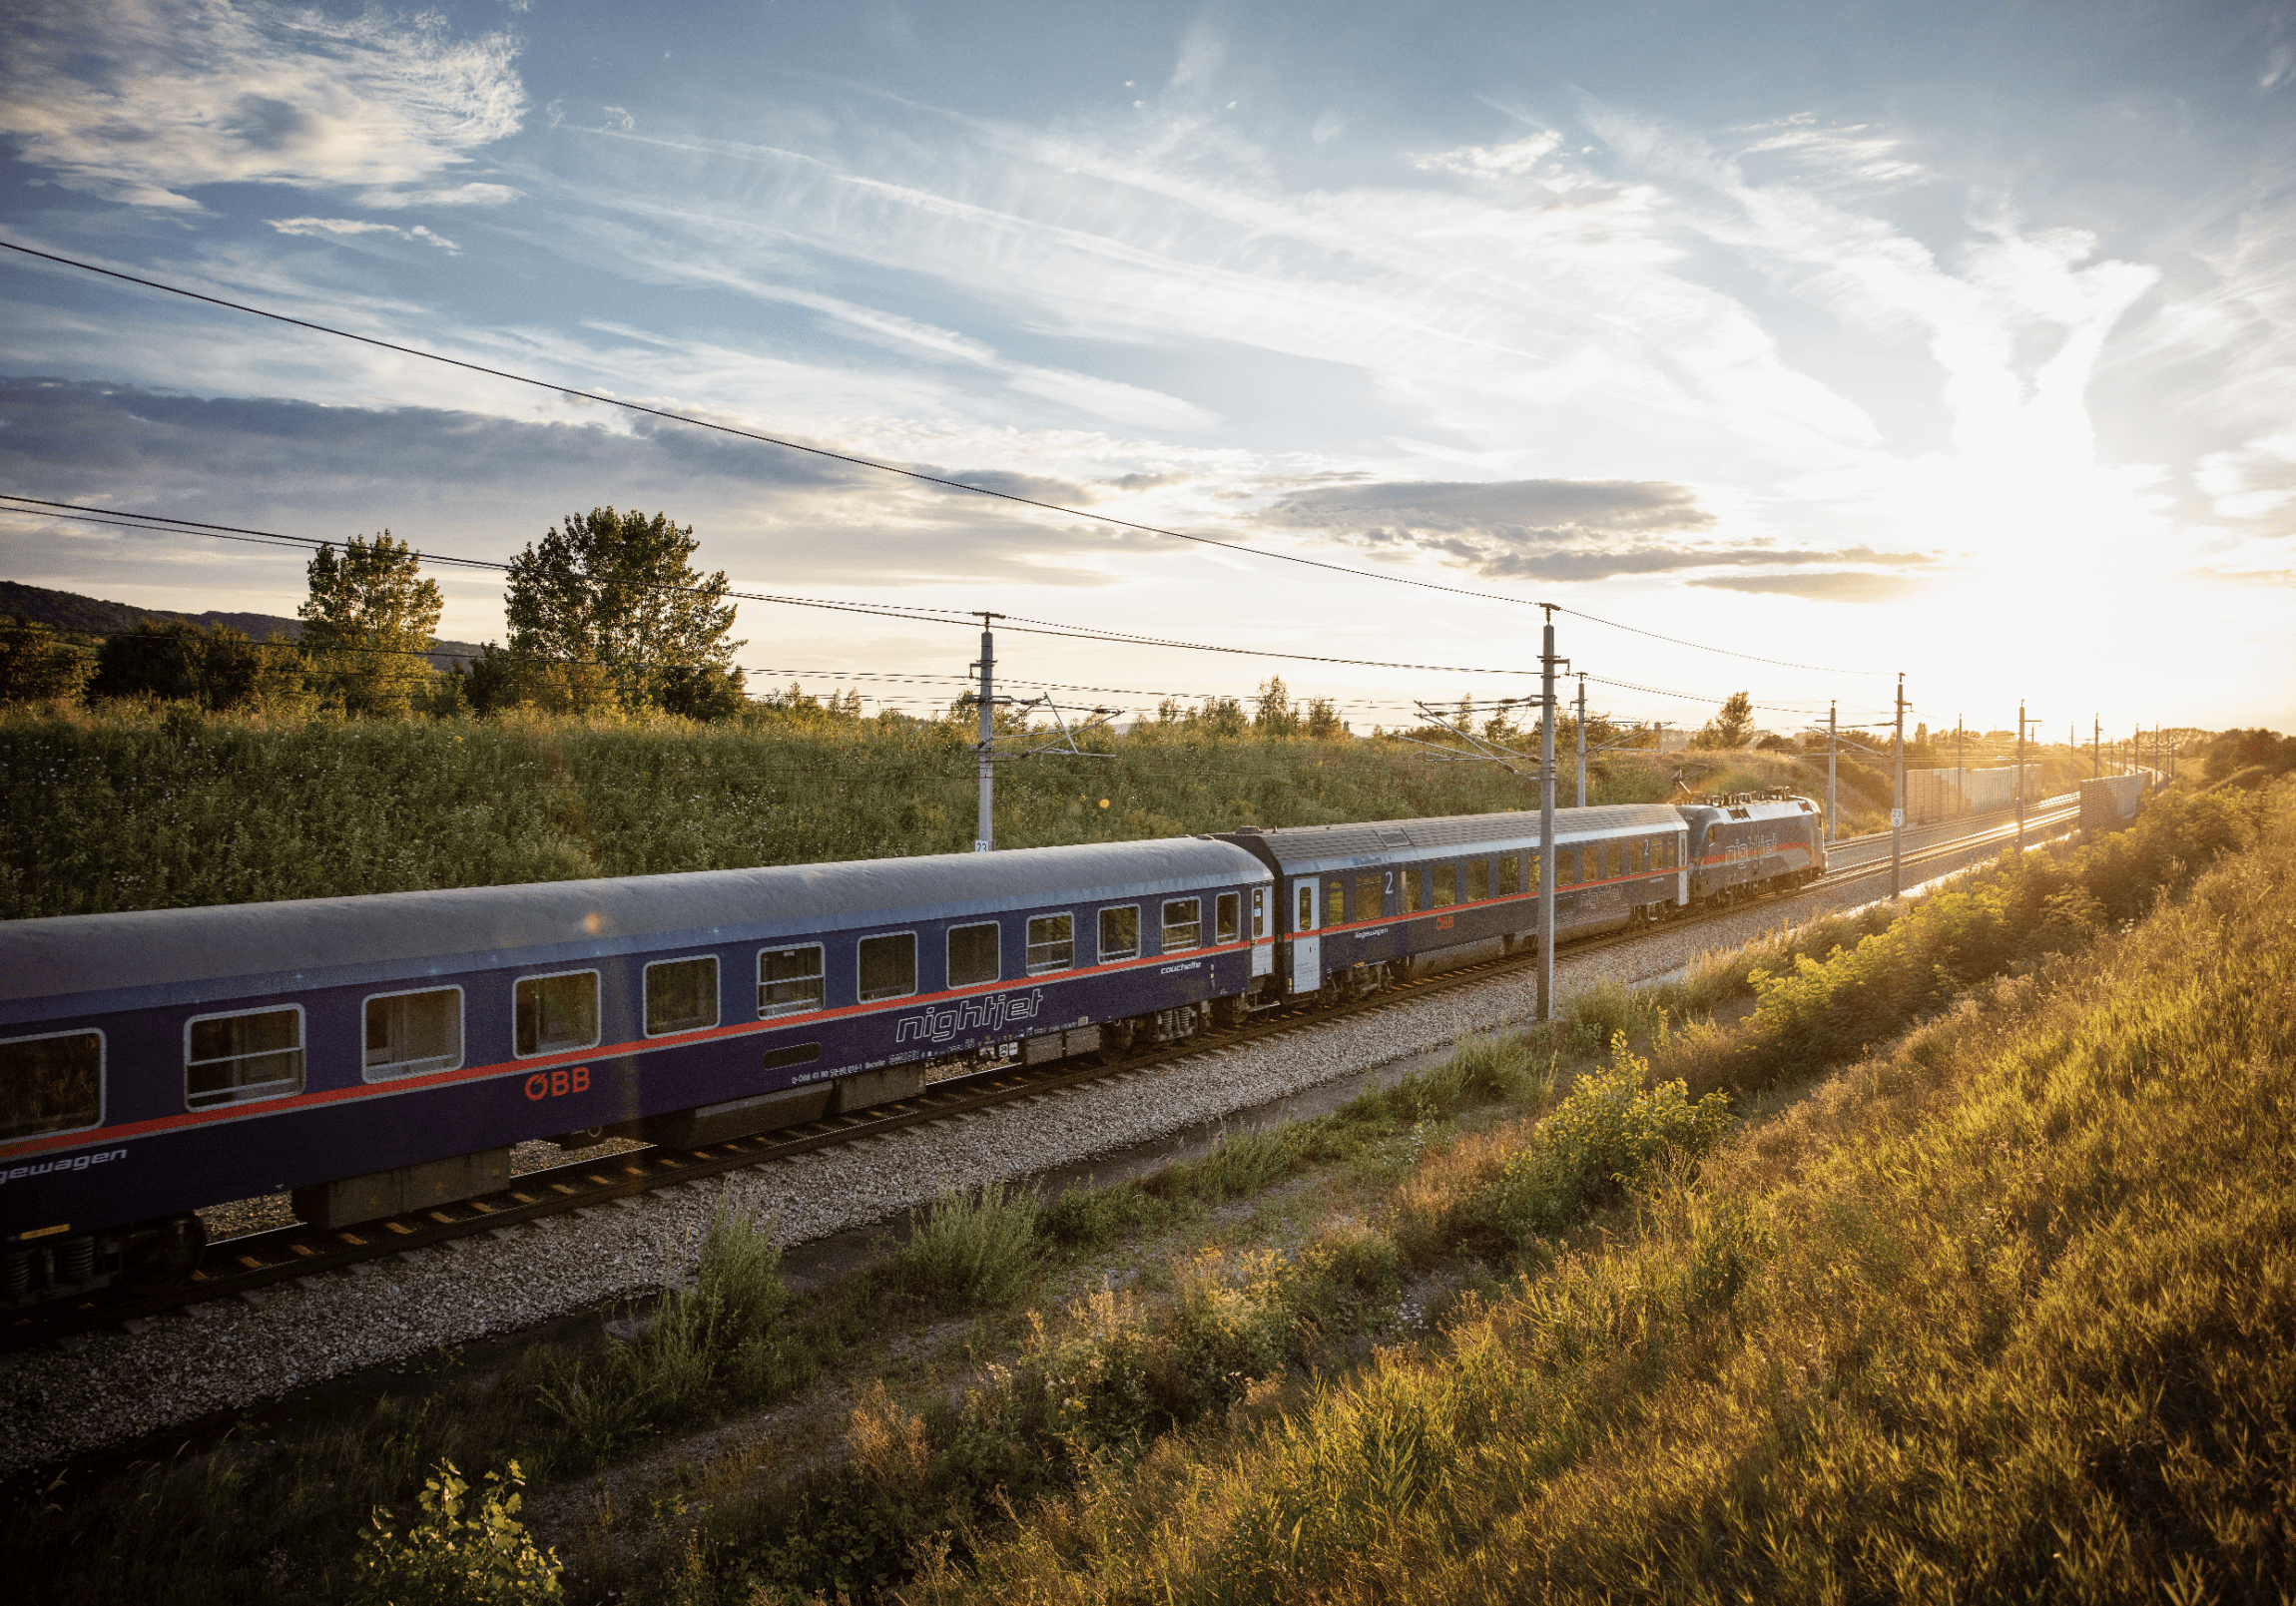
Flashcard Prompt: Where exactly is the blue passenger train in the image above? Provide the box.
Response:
[1,792,1824,1306]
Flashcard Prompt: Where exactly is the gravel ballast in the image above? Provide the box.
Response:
[0,830,2037,1477]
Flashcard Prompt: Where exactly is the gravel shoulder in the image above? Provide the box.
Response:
[0,822,2051,1478]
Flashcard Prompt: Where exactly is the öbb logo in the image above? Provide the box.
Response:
[524,1066,591,1101]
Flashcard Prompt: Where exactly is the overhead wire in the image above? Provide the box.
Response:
[1,239,1886,679]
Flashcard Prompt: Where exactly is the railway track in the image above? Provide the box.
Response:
[4,801,2079,1352]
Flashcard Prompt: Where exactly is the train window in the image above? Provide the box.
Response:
[1027,914,1074,973]
[1667,836,1680,869]
[1324,881,1345,928]
[858,933,918,1002]
[1215,893,1241,944]
[1,1030,102,1141]
[1467,860,1490,902]
[1099,906,1139,962]
[1165,898,1204,949]
[515,972,599,1058]
[948,922,1000,988]
[363,987,463,1081]
[1433,863,1456,906]
[1403,867,1422,913]
[759,945,825,1017]
[1297,884,1314,933]
[1250,887,1266,939]
[1355,874,1383,921]
[1497,855,1519,896]
[645,957,719,1037]
[1557,847,1578,886]
[186,1006,304,1109]
[1525,852,1540,892]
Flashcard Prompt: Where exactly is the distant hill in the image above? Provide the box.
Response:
[1,580,485,671]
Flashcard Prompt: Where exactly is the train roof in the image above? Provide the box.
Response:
[1676,796,1820,826]
[1,837,1270,1016]
[1211,803,1684,876]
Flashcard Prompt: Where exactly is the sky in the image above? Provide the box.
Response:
[2,0,2293,741]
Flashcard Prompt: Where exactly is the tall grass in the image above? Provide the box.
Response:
[3,701,1680,919]
[887,1183,1045,1309]
[915,784,2296,1604]
[538,1202,801,1466]
[1655,784,2251,1096]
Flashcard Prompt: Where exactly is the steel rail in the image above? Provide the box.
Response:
[4,801,2079,1351]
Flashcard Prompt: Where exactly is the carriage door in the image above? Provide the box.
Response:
[1292,879,1320,993]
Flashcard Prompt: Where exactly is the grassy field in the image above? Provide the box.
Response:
[0,702,1910,919]
[9,770,2268,1604]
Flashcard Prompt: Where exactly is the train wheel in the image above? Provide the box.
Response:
[1096,1018,1138,1064]
[125,1214,206,1293]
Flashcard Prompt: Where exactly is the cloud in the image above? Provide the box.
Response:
[941,469,1096,505]
[1691,571,1933,604]
[268,217,459,253]
[0,0,523,209]
[358,181,520,208]
[1410,131,1564,182]
[1255,477,1725,579]
[2193,428,2296,528]
[1261,477,1717,537]
[0,377,1151,593]
[1734,114,1929,192]
[1247,477,1950,583]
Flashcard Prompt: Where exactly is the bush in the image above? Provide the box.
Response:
[0,619,94,704]
[889,1182,1044,1308]
[348,1460,561,1605]
[1473,1033,1734,1247]
[537,1201,794,1460]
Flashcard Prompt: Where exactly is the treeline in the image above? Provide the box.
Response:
[0,508,756,724]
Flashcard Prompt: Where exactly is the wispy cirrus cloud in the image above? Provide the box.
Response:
[267,217,459,253]
[0,0,524,210]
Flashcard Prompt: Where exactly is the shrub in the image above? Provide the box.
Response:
[889,1182,1044,1308]
[1037,1179,1182,1252]
[537,1201,793,1459]
[348,1460,561,1605]
[1463,1033,1733,1251]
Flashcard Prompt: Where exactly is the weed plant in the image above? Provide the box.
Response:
[887,1182,1046,1309]
[539,1204,808,1466]
[347,1459,561,1605]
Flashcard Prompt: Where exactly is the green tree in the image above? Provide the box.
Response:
[1253,676,1300,737]
[502,507,746,716]
[1691,691,1756,750]
[299,532,444,718]
[0,620,95,705]
[87,620,305,713]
